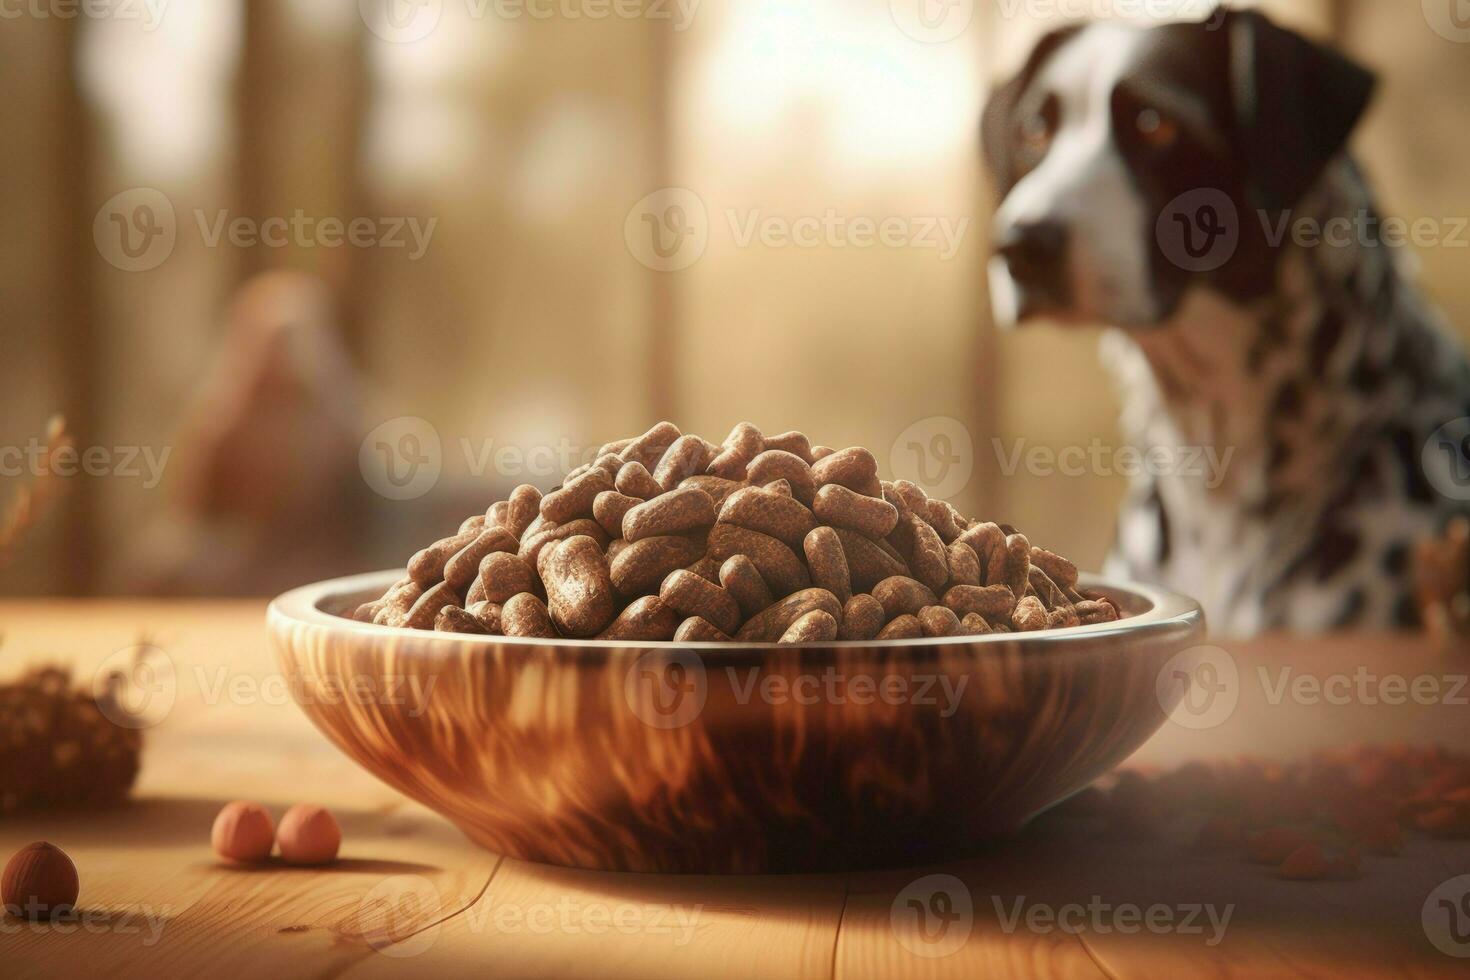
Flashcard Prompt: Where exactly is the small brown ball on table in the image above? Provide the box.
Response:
[212,800,277,862]
[277,804,341,866]
[3,841,79,920]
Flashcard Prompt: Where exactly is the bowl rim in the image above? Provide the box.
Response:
[268,568,1204,653]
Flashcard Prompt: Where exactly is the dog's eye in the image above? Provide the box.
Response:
[1135,108,1178,149]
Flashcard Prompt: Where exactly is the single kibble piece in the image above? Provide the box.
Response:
[872,576,938,620]
[212,801,276,862]
[3,842,79,920]
[803,526,853,605]
[779,609,839,644]
[403,581,462,630]
[502,592,559,638]
[838,593,885,640]
[615,460,663,500]
[876,615,923,640]
[1012,595,1049,632]
[812,483,899,538]
[277,804,341,866]
[960,612,991,635]
[540,468,615,524]
[705,421,764,480]
[622,487,717,542]
[652,435,715,492]
[918,605,962,638]
[943,584,1016,621]
[811,447,879,493]
[763,430,815,463]
[543,536,618,638]
[674,616,732,642]
[719,555,773,618]
[598,595,680,641]
[503,484,543,539]
[946,541,981,588]
[902,513,950,593]
[746,449,816,504]
[476,552,540,604]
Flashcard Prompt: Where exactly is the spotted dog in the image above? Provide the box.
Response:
[982,10,1470,634]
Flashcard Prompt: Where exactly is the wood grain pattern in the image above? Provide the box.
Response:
[1,600,1468,979]
[268,572,1202,872]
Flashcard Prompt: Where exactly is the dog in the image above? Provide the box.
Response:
[982,9,1470,634]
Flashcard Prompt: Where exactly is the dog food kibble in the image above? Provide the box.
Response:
[357,422,1118,642]
[3,842,79,920]
[212,801,277,862]
[276,804,341,866]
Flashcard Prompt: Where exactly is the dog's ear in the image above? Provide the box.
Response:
[981,25,1081,193]
[1224,8,1375,211]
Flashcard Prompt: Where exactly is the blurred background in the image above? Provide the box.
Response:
[3,0,1469,597]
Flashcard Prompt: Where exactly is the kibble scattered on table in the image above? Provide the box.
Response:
[211,801,277,863]
[276,804,341,866]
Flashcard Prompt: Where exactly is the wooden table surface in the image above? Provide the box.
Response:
[1,599,1468,979]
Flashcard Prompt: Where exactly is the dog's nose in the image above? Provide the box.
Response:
[996,221,1068,279]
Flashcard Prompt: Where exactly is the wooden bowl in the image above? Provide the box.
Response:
[268,570,1204,873]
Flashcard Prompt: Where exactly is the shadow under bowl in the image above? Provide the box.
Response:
[268,570,1204,874]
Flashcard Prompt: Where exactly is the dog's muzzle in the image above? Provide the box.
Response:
[994,220,1071,318]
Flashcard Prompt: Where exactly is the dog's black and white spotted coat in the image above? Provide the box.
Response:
[983,11,1470,635]
[1105,160,1470,633]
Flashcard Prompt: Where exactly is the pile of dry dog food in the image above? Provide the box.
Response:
[354,421,1119,642]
